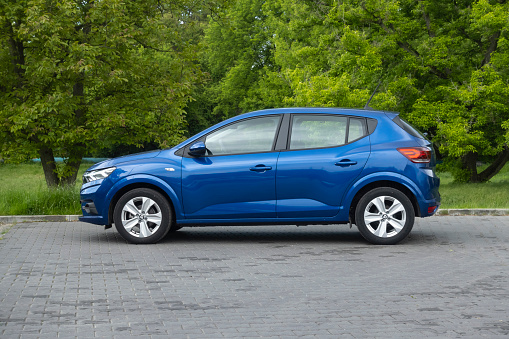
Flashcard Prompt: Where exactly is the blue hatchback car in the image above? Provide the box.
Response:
[80,108,440,245]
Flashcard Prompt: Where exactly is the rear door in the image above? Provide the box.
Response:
[276,114,370,218]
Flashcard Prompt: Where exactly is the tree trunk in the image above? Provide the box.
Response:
[462,147,509,183]
[39,146,59,187]
[59,157,83,186]
[462,151,479,182]
[56,80,86,186]
[5,21,25,87]
[477,146,509,183]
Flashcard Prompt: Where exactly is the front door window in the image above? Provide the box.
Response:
[205,116,281,156]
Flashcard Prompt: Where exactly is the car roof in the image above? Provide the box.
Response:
[238,107,397,119]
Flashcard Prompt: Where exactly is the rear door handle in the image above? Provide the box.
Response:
[250,165,272,172]
[335,160,357,167]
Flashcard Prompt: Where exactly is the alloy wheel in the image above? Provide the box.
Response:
[363,195,407,238]
[121,197,162,238]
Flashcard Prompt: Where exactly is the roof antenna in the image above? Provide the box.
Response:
[364,79,382,110]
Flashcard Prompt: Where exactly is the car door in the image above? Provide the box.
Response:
[181,115,281,220]
[276,114,370,218]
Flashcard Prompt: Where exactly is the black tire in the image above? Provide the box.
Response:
[355,187,415,245]
[113,188,173,244]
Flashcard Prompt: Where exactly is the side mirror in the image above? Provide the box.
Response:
[188,141,207,157]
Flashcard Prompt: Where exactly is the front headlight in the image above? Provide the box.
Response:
[83,167,116,184]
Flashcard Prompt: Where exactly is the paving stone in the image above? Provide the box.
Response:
[1,217,509,338]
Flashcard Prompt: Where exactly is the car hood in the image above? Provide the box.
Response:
[85,150,162,172]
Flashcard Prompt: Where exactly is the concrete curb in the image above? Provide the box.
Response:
[435,209,509,216]
[1,210,509,224]
[0,215,80,224]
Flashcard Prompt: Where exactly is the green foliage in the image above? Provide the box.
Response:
[197,0,509,182]
[2,0,508,185]
[202,0,279,119]
[326,0,509,182]
[0,0,203,186]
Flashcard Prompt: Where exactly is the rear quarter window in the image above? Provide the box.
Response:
[392,116,426,139]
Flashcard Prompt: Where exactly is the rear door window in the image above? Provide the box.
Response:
[289,115,367,150]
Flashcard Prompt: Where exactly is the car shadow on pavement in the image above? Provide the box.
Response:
[162,227,367,245]
[89,224,437,246]
[87,224,371,245]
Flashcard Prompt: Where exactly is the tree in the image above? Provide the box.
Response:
[201,0,281,119]
[0,0,202,186]
[199,0,397,121]
[205,0,509,182]
[322,0,509,182]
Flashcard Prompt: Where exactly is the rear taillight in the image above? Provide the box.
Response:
[397,147,431,163]
[428,206,438,214]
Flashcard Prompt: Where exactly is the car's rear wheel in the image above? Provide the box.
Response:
[355,187,415,245]
[113,188,172,244]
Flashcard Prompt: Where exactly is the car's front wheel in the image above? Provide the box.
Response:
[355,187,415,245]
[113,188,172,244]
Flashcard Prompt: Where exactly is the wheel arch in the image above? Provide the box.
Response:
[347,179,421,224]
[106,176,182,226]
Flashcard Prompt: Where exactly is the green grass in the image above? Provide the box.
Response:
[438,163,509,209]
[0,162,90,215]
[0,162,508,215]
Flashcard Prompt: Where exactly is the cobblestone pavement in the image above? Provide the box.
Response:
[1,216,509,338]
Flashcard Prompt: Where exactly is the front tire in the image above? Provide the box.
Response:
[113,188,172,244]
[355,187,415,245]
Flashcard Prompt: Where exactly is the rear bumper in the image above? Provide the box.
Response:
[79,215,108,225]
[418,191,441,217]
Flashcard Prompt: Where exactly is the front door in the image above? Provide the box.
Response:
[182,115,281,220]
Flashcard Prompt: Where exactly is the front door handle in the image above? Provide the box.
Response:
[250,165,272,172]
[335,160,357,167]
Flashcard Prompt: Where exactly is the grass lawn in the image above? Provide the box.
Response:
[438,163,509,209]
[0,162,90,215]
[0,162,508,215]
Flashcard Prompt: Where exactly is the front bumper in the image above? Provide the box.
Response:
[79,178,113,226]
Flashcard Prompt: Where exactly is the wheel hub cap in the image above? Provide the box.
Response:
[363,196,406,238]
[121,197,162,238]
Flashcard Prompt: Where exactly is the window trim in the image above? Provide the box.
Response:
[285,114,368,152]
[181,114,283,158]
[176,112,373,157]
[274,113,291,151]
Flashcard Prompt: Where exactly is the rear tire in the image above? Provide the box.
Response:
[355,187,415,245]
[113,188,172,244]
